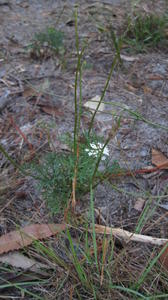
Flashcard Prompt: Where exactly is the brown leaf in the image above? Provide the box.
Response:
[152,149,168,169]
[0,251,50,273]
[0,223,66,255]
[143,86,152,94]
[40,105,64,116]
[23,80,50,99]
[23,86,40,99]
[134,198,145,212]
[125,83,137,92]
[160,243,168,271]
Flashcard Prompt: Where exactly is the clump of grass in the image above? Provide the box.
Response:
[123,13,168,52]
[20,189,167,299]
[28,27,64,59]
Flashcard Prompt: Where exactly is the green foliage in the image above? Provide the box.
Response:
[29,27,64,58]
[124,13,168,52]
[30,12,121,214]
[35,27,64,51]
[31,132,119,213]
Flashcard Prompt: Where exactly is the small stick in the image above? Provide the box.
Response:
[10,116,34,151]
[94,224,168,246]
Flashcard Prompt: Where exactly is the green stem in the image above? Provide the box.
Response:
[91,120,120,184]
[74,9,79,156]
[73,9,87,157]
[89,100,168,131]
[77,61,84,137]
[88,54,119,134]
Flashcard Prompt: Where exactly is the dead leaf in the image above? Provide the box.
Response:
[40,105,64,116]
[49,139,70,152]
[0,223,66,255]
[134,198,145,212]
[23,80,49,99]
[120,54,139,62]
[147,75,165,81]
[23,86,39,99]
[160,243,168,272]
[84,95,105,113]
[143,86,152,94]
[125,83,137,92]
[152,149,168,169]
[158,203,168,211]
[0,251,50,273]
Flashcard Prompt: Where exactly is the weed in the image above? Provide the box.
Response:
[28,27,64,59]
[106,13,168,53]
[29,10,121,214]
[123,13,168,52]
[31,132,120,213]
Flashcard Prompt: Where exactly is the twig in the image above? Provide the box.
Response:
[0,197,15,214]
[103,161,168,182]
[93,224,168,246]
[10,115,34,151]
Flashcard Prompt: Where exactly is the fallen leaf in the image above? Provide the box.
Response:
[40,105,64,116]
[49,139,70,152]
[0,223,66,255]
[147,75,164,81]
[134,198,145,212]
[152,149,168,169]
[23,86,40,99]
[120,54,139,62]
[143,86,152,94]
[0,251,50,273]
[125,83,137,92]
[157,203,168,211]
[23,80,50,99]
[160,243,168,272]
[84,95,105,113]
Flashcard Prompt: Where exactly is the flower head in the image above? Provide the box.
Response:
[85,142,109,161]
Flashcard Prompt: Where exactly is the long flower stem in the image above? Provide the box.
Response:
[88,54,119,134]
[91,121,120,184]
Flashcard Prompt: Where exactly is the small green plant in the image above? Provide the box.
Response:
[29,10,121,214]
[29,27,64,59]
[123,13,168,52]
[32,132,120,213]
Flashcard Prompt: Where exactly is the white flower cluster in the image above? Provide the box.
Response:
[85,142,109,161]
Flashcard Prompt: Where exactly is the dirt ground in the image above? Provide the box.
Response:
[0,0,168,298]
